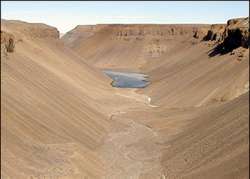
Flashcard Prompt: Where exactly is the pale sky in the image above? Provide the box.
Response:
[1,1,249,33]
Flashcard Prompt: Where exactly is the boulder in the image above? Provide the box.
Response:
[1,31,15,53]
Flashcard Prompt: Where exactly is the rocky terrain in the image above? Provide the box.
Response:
[203,17,249,56]
[1,17,249,179]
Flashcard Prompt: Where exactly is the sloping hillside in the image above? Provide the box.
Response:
[160,92,249,179]
[110,92,249,178]
[142,39,249,107]
[61,25,96,48]
[1,20,149,179]
[142,17,249,107]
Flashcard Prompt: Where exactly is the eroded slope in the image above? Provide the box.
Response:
[2,17,249,179]
[1,20,150,179]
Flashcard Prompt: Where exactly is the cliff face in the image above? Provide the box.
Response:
[110,25,207,40]
[203,24,226,41]
[63,17,249,54]
[204,17,249,56]
[224,17,249,49]
[62,24,211,42]
[107,24,211,59]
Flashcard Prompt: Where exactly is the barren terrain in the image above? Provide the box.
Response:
[1,17,249,179]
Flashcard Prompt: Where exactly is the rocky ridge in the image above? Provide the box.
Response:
[1,19,59,39]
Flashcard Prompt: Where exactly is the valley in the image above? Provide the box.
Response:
[1,16,249,179]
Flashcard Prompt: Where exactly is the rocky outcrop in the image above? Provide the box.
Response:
[63,24,212,43]
[108,25,210,41]
[1,31,15,53]
[223,17,249,50]
[192,26,211,39]
[204,17,249,56]
[203,24,226,41]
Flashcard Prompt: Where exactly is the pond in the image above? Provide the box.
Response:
[103,70,150,88]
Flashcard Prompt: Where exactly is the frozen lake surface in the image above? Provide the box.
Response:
[103,70,150,88]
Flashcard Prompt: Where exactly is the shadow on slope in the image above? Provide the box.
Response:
[208,28,247,57]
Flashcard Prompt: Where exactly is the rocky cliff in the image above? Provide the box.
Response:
[204,17,249,56]
[203,24,226,41]
[107,24,210,41]
[62,24,210,42]
[224,17,249,49]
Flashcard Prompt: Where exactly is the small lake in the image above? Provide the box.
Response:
[103,70,150,88]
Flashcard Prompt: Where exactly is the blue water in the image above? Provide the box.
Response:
[103,70,150,88]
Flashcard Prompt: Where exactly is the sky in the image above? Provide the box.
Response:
[1,1,249,33]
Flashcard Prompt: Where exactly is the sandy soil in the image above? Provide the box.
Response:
[1,18,249,178]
